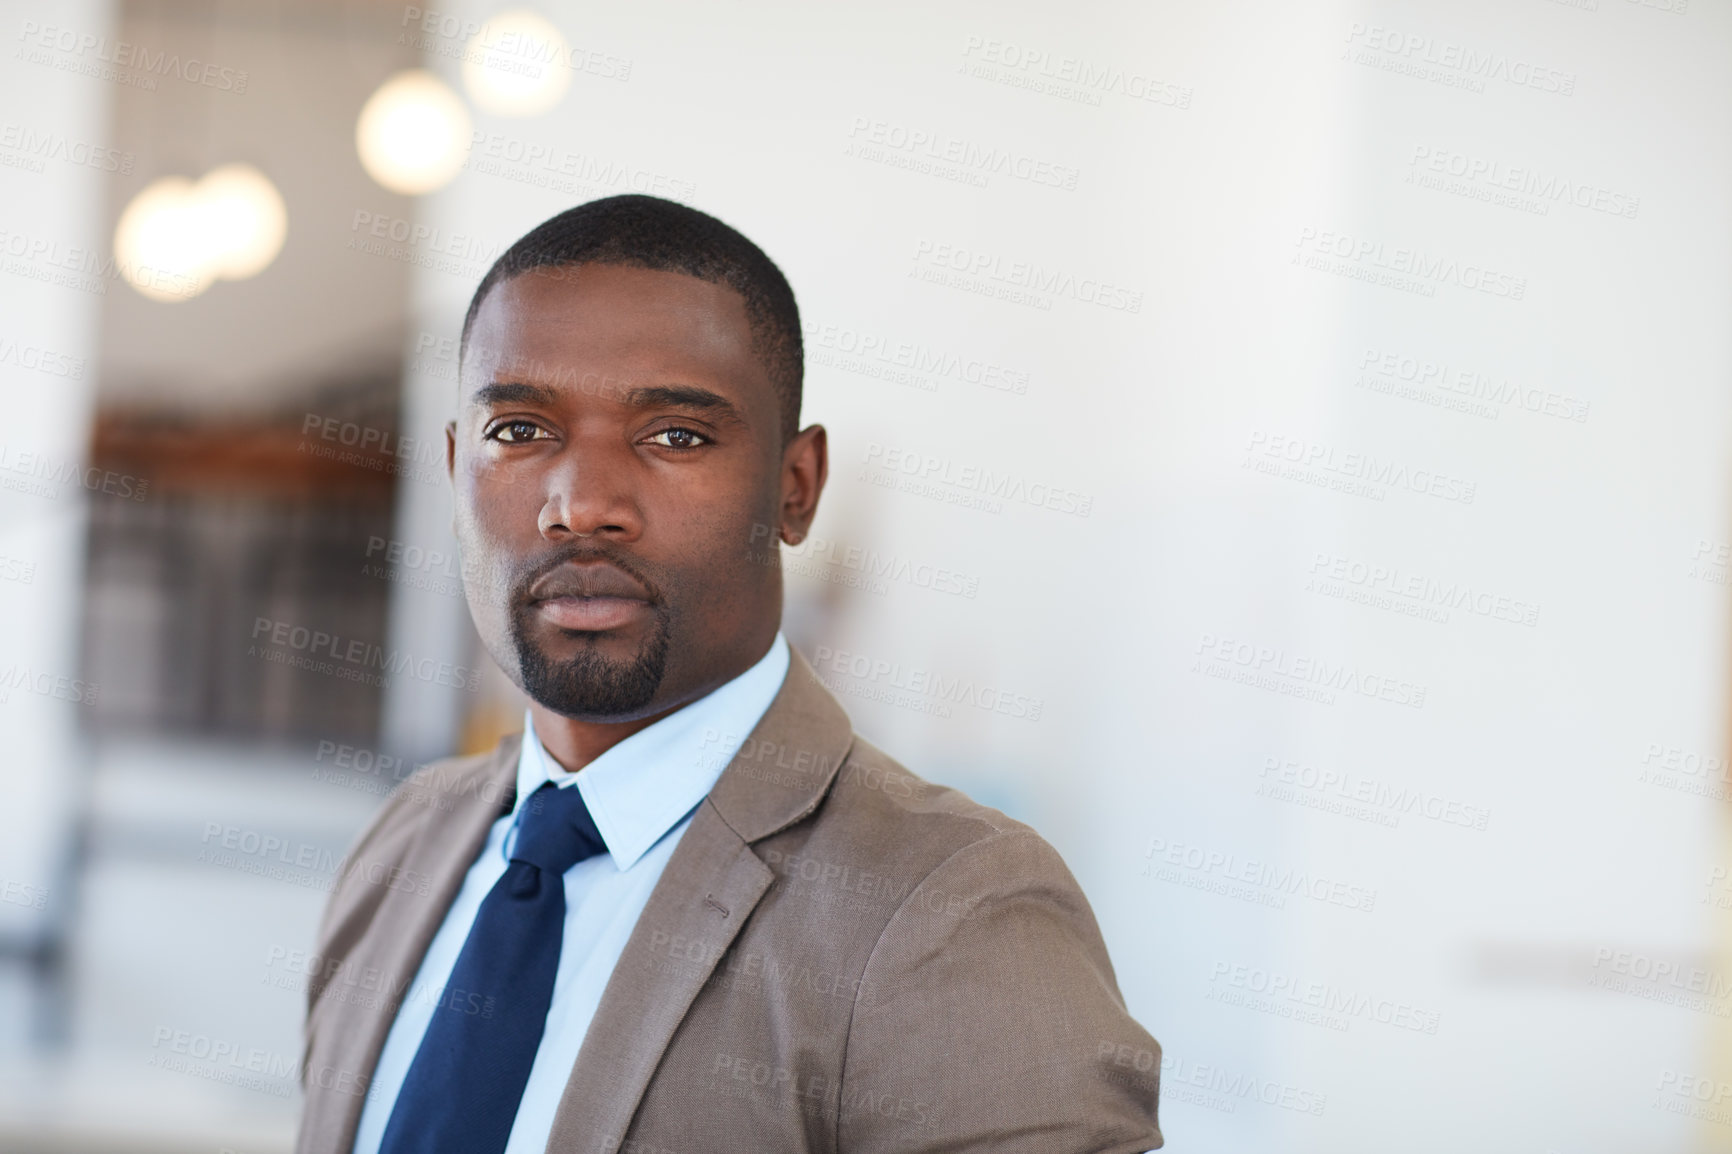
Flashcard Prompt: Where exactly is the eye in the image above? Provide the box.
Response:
[488,420,548,443]
[645,427,709,449]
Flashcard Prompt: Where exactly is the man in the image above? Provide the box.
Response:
[296,194,1162,1153]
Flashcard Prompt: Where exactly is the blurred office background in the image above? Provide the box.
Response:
[0,0,1727,1149]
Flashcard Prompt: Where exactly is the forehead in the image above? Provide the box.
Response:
[464,263,766,394]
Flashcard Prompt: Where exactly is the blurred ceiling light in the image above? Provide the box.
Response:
[197,163,287,279]
[114,176,210,302]
[356,69,472,194]
[113,164,288,303]
[462,9,571,116]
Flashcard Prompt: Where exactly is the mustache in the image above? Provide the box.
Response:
[509,542,666,607]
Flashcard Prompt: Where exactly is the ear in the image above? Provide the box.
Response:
[777,424,827,546]
[446,421,459,538]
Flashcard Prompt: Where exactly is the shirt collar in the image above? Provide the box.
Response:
[511,632,791,871]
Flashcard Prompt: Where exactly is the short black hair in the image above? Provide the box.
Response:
[460,194,803,442]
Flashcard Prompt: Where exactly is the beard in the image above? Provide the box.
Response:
[509,599,672,717]
[500,541,675,718]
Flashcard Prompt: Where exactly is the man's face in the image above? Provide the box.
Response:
[450,263,807,722]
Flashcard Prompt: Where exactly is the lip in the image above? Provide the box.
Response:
[533,594,650,632]
[525,561,654,633]
[527,560,651,602]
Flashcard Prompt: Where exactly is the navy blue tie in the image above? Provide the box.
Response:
[379,780,606,1154]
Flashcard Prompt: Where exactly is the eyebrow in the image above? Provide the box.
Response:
[623,385,745,423]
[469,379,746,424]
[470,381,560,408]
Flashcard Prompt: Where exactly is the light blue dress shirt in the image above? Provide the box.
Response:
[351,633,791,1154]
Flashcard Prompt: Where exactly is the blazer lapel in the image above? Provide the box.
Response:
[311,735,520,1154]
[545,806,772,1152]
[544,645,856,1150]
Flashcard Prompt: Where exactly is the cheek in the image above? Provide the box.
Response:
[453,475,538,614]
[652,459,768,533]
[651,491,777,593]
[457,461,538,539]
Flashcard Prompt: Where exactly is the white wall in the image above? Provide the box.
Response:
[0,0,112,954]
[393,0,1732,1148]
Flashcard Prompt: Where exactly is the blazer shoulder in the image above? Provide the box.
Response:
[309,738,516,977]
[821,732,1046,864]
[337,740,512,872]
[791,732,1103,944]
[818,739,1162,1150]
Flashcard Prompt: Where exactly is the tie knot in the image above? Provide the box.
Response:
[510,781,606,876]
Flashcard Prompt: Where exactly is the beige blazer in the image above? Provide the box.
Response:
[296,648,1163,1152]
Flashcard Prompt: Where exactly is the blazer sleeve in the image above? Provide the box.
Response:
[836,826,1163,1153]
[296,777,434,1089]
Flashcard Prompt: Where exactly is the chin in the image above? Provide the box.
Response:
[510,605,672,719]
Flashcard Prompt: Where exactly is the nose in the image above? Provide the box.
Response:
[536,444,642,542]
